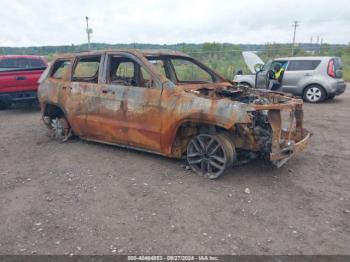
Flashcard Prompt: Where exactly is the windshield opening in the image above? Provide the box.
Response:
[146,55,218,84]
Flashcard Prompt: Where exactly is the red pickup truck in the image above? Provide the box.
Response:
[0,55,48,109]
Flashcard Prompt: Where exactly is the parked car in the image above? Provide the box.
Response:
[0,55,48,109]
[234,52,346,103]
[38,49,311,179]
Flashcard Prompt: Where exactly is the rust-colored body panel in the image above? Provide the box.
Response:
[38,49,311,165]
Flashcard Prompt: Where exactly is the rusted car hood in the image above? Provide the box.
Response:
[181,82,232,91]
[181,81,299,108]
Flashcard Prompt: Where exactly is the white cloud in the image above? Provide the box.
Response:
[0,0,349,46]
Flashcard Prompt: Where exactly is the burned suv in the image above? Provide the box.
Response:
[38,49,311,179]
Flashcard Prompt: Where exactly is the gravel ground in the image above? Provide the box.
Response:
[0,87,349,255]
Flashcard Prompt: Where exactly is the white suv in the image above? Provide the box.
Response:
[234,52,346,103]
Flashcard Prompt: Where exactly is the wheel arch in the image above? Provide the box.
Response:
[43,103,67,118]
[41,103,74,131]
[168,119,231,158]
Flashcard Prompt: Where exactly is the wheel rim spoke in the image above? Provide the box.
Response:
[205,137,215,152]
[196,136,205,151]
[210,155,226,164]
[187,152,201,158]
[208,143,220,155]
[201,159,206,175]
[207,161,212,173]
[191,139,202,154]
[209,160,224,171]
[188,158,202,164]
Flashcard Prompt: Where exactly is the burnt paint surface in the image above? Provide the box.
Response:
[38,49,310,160]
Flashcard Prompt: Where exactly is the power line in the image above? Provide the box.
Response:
[291,20,300,56]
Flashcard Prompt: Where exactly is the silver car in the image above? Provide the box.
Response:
[234,52,346,103]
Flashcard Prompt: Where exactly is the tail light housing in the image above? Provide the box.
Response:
[327,59,336,78]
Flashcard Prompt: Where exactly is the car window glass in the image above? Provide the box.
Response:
[171,58,213,83]
[262,60,272,71]
[0,58,45,70]
[51,60,71,79]
[270,61,288,70]
[72,56,100,82]
[287,60,321,71]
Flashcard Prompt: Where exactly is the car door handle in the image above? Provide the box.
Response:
[15,76,27,80]
[102,89,114,94]
[304,73,312,76]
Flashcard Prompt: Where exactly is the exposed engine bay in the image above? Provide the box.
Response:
[185,84,293,106]
[184,84,306,167]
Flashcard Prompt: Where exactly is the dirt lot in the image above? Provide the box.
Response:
[1,88,350,255]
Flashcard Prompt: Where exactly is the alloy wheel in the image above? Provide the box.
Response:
[187,134,232,179]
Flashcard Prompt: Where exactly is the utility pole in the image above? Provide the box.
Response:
[85,16,93,51]
[291,20,299,56]
[310,36,313,53]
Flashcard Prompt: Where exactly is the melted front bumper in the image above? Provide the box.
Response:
[270,128,311,168]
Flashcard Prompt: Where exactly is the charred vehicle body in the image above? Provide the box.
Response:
[38,49,311,179]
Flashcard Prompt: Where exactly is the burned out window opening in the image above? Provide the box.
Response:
[71,56,101,83]
[170,57,215,84]
[108,56,154,88]
[51,60,71,79]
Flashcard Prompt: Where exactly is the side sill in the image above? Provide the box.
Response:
[80,137,169,158]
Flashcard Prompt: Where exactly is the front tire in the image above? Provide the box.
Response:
[186,133,235,179]
[303,85,326,103]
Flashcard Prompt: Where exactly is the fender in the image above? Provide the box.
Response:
[160,88,254,155]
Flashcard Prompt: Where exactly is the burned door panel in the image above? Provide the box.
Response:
[124,86,162,151]
[78,83,128,143]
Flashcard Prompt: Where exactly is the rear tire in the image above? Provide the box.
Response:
[303,85,326,103]
[186,132,235,179]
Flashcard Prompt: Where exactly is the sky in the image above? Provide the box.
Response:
[0,0,349,47]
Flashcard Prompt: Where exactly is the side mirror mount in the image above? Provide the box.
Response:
[254,63,264,73]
